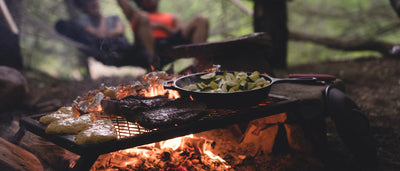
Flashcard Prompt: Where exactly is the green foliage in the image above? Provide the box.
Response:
[18,0,400,80]
[287,0,400,64]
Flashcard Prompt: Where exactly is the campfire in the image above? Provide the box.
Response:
[91,135,230,170]
[16,70,331,171]
[69,71,231,170]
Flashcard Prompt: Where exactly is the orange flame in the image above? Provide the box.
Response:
[141,77,180,99]
[69,160,76,168]
[143,84,166,97]
[168,90,180,99]
[159,134,194,150]
[92,134,230,170]
[96,104,102,112]
[204,68,217,72]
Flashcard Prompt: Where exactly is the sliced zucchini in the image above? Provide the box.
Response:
[247,82,256,90]
[235,72,248,81]
[228,85,239,92]
[249,71,260,81]
[209,81,219,89]
[184,84,198,91]
[196,82,208,90]
[200,72,216,80]
[183,70,266,93]
[226,80,237,87]
[239,80,247,90]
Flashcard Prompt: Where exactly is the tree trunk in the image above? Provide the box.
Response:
[390,0,400,17]
[253,0,288,69]
[0,0,23,70]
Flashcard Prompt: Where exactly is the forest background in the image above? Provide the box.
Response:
[19,0,400,80]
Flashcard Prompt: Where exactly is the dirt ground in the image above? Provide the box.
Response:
[14,56,400,170]
[276,57,400,170]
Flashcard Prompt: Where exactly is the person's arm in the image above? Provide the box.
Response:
[106,17,125,38]
[117,0,138,21]
[82,16,108,38]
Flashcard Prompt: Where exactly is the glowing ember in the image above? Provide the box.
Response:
[96,104,102,112]
[116,84,141,99]
[159,134,194,151]
[90,135,230,170]
[168,90,180,99]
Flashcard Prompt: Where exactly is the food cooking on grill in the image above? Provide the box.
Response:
[40,110,117,144]
[100,95,173,116]
[102,96,206,129]
[134,99,206,129]
[39,106,78,125]
[45,114,94,134]
[183,71,271,93]
[75,119,117,145]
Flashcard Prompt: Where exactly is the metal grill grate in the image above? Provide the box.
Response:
[96,114,151,139]
[94,96,285,139]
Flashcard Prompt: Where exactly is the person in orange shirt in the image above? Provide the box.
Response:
[117,0,209,68]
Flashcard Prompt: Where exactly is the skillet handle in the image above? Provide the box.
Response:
[163,80,180,91]
[289,74,336,82]
[271,77,318,84]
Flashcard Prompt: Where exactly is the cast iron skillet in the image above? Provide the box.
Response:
[164,72,319,107]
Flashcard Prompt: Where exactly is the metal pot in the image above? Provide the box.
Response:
[164,72,319,107]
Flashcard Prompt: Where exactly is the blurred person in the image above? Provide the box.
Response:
[55,0,155,69]
[117,0,209,67]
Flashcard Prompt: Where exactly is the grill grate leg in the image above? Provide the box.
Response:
[69,154,99,171]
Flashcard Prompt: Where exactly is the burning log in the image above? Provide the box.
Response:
[239,113,287,156]
[91,135,230,170]
[239,112,316,156]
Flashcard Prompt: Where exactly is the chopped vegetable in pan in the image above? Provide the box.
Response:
[183,71,271,93]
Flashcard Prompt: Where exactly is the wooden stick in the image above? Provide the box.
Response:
[0,0,19,34]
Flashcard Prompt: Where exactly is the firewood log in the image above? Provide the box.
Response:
[0,137,43,171]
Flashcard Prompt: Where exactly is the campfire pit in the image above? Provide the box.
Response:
[13,70,357,170]
[17,94,297,170]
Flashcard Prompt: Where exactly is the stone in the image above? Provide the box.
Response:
[0,66,29,112]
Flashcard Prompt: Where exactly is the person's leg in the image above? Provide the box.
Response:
[181,15,209,44]
[133,13,155,55]
[132,13,160,69]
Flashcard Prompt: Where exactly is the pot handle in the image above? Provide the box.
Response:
[163,80,180,91]
[271,77,318,84]
[289,74,336,82]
